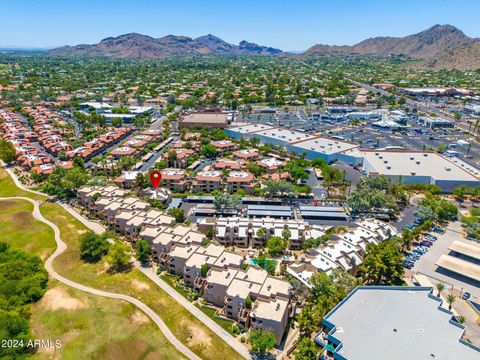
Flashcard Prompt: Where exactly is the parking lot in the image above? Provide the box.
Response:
[239,109,480,169]
[409,221,479,300]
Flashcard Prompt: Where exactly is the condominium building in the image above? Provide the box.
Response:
[160,168,188,192]
[288,219,398,286]
[214,217,312,248]
[232,149,260,161]
[226,171,257,194]
[257,157,284,172]
[191,170,223,193]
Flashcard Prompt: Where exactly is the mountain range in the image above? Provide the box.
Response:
[48,33,282,57]
[305,25,480,70]
[49,25,480,69]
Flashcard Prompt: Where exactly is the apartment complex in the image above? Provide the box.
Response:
[288,219,398,285]
[76,184,293,345]
[213,217,327,248]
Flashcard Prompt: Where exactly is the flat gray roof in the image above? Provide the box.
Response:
[181,113,228,124]
[436,254,480,282]
[247,210,292,217]
[247,204,291,211]
[299,205,346,213]
[448,240,480,261]
[322,287,479,360]
[356,150,480,181]
[300,211,348,219]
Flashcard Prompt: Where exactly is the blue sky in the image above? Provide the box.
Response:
[2,0,480,50]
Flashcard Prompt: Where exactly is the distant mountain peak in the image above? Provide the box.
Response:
[49,33,283,58]
[304,24,480,70]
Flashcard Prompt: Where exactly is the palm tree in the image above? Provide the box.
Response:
[446,294,456,310]
[457,315,466,325]
[436,282,445,297]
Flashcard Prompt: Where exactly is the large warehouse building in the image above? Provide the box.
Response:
[225,123,361,163]
[226,124,480,192]
[315,286,480,360]
[347,149,480,193]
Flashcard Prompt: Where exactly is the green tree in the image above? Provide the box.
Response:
[453,185,468,205]
[308,272,335,300]
[0,139,16,163]
[135,239,151,263]
[167,207,186,223]
[436,282,445,297]
[297,303,324,338]
[267,236,287,256]
[135,172,149,189]
[201,144,218,158]
[111,117,122,127]
[79,232,110,262]
[213,193,241,211]
[245,295,252,309]
[200,263,209,278]
[295,338,318,360]
[446,294,456,310]
[359,239,404,285]
[44,166,88,198]
[249,329,276,355]
[109,242,131,272]
[0,243,48,358]
[256,227,266,239]
[72,156,85,170]
[416,205,438,223]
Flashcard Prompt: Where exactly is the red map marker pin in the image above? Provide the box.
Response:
[150,170,162,189]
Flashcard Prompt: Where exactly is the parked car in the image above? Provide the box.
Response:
[403,261,414,269]
[433,226,446,234]
[407,252,420,260]
[424,235,437,242]
[462,292,471,300]
[405,224,416,231]
[421,240,433,247]
[414,247,428,254]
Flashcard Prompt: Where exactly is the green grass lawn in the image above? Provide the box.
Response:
[0,199,56,261]
[160,274,198,301]
[30,280,182,360]
[195,304,237,336]
[0,169,46,200]
[0,169,243,360]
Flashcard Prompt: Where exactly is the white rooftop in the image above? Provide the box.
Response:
[323,287,479,360]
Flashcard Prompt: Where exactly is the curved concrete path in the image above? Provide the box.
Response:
[0,168,251,359]
[0,196,201,360]
[2,164,250,359]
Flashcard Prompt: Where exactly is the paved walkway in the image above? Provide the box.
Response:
[59,201,106,235]
[3,165,251,359]
[0,196,200,360]
[134,260,251,359]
